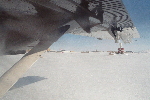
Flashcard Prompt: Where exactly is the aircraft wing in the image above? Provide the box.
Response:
[59,0,140,43]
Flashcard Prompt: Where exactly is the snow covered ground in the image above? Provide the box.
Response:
[1,52,150,100]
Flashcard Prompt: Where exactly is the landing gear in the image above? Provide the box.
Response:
[111,26,123,38]
[117,43,124,54]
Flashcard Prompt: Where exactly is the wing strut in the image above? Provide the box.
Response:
[0,41,49,98]
[0,25,70,98]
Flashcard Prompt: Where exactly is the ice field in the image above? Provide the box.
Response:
[1,52,150,100]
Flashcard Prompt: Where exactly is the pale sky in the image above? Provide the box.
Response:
[50,0,150,52]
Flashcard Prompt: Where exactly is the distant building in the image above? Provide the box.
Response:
[91,50,100,52]
[81,51,89,53]
[125,51,133,53]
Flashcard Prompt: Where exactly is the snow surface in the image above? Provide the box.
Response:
[1,52,150,100]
